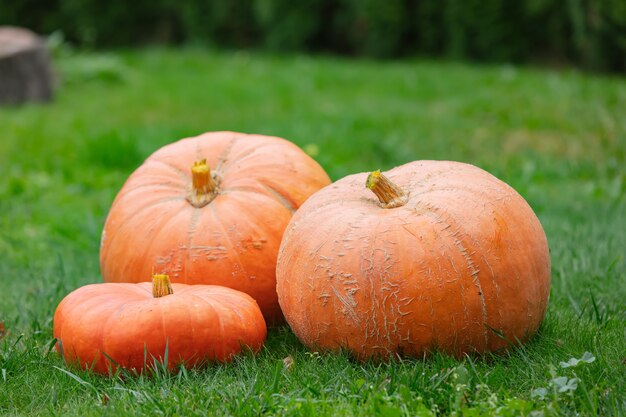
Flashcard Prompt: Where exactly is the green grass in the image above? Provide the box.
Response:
[1,48,625,416]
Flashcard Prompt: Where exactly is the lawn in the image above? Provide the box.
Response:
[0,48,624,416]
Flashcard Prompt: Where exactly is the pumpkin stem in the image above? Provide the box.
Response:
[188,159,217,208]
[152,274,173,298]
[366,170,409,208]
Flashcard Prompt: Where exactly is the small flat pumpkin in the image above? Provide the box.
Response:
[54,274,266,374]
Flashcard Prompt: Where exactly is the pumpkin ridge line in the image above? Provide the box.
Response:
[412,184,501,199]
[219,186,297,217]
[479,252,501,336]
[147,159,190,182]
[362,219,384,346]
[224,145,259,170]
[220,142,279,174]
[100,295,138,372]
[206,295,226,360]
[208,204,249,285]
[411,205,473,346]
[132,282,153,297]
[101,196,186,270]
[62,288,141,350]
[408,178,505,340]
[217,185,258,193]
[409,168,450,189]
[419,201,490,349]
[142,206,192,282]
[213,135,240,175]
[284,198,342,227]
[261,183,296,213]
[196,292,250,327]
[184,208,203,284]
[115,181,185,199]
[184,292,223,360]
[301,206,366,346]
[178,292,199,366]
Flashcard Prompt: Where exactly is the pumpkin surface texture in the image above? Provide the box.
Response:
[54,275,266,374]
[276,161,551,360]
[100,131,330,323]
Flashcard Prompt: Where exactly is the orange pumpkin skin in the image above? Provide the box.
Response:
[276,161,551,360]
[100,131,330,323]
[54,283,266,374]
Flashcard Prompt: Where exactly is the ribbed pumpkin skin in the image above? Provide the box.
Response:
[100,131,330,323]
[277,161,551,360]
[54,283,267,374]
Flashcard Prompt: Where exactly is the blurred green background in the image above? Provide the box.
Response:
[2,0,626,71]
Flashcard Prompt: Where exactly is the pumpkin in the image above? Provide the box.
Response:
[100,131,330,323]
[276,161,550,360]
[54,274,266,374]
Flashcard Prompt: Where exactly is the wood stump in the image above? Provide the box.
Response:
[0,26,54,105]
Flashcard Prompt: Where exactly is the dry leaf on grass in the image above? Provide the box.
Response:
[283,355,295,370]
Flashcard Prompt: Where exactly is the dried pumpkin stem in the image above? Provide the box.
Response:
[188,159,217,208]
[152,274,173,298]
[366,170,409,208]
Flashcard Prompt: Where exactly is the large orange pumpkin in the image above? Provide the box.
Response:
[277,161,551,359]
[54,275,266,374]
[100,131,330,323]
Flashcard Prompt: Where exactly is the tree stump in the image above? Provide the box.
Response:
[0,27,54,105]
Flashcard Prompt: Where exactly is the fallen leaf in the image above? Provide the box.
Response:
[0,322,6,339]
[283,355,295,370]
